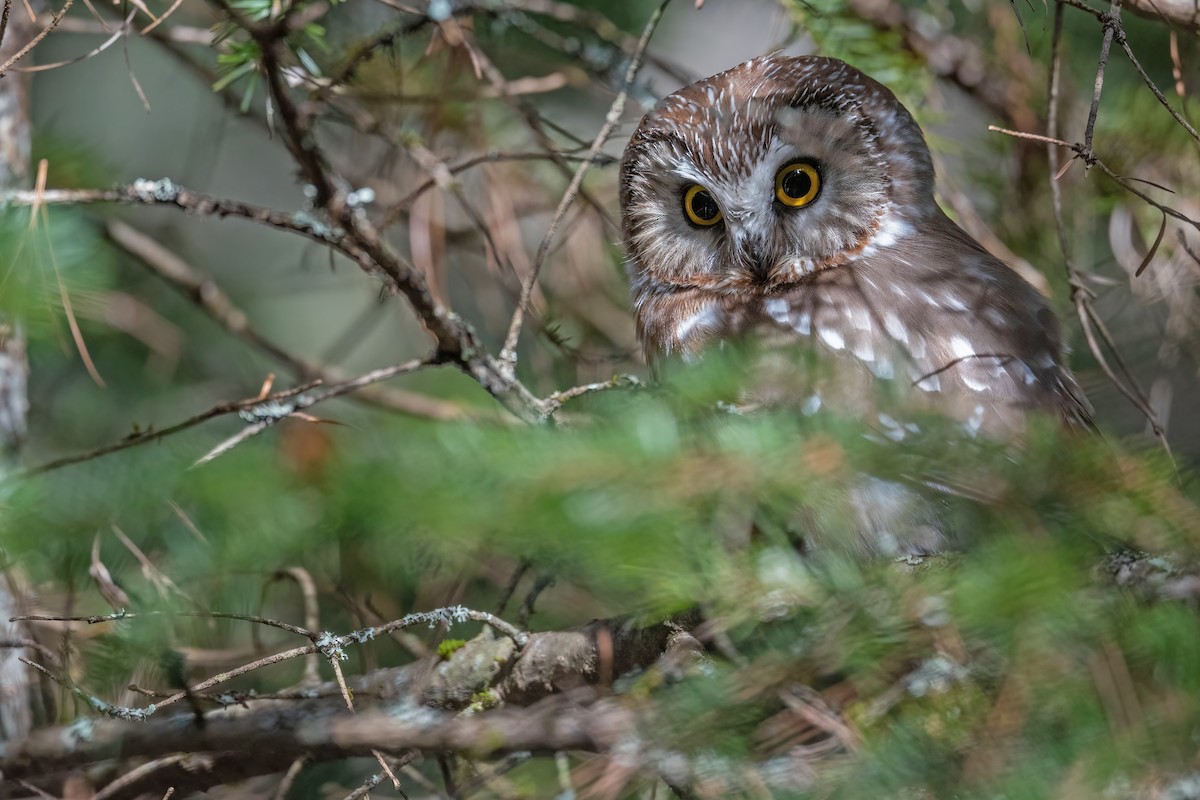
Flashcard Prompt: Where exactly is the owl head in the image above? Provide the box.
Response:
[620,55,937,300]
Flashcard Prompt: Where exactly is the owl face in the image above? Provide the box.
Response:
[620,55,936,296]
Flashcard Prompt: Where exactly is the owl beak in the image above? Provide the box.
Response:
[740,240,771,284]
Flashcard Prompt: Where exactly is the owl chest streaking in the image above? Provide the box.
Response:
[619,55,1090,436]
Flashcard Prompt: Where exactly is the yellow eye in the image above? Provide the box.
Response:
[775,162,821,208]
[683,184,723,227]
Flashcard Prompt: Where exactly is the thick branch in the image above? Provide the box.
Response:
[0,614,698,791]
[107,219,511,424]
[0,182,550,422]
[4,694,633,790]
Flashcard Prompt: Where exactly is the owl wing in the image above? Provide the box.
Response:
[692,213,1093,437]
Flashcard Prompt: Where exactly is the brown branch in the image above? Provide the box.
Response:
[16,358,435,477]
[1040,3,1172,454]
[218,0,553,424]
[1083,0,1120,165]
[92,754,192,800]
[0,0,12,52]
[107,218,507,424]
[0,181,553,421]
[986,126,1200,232]
[1076,295,1170,451]
[1046,5,1073,267]
[8,692,635,786]
[0,0,71,76]
[1,613,699,793]
[241,31,339,209]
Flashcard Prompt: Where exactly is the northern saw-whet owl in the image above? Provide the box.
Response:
[620,55,1091,438]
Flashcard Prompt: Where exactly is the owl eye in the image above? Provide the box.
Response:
[682,184,723,227]
[775,162,821,208]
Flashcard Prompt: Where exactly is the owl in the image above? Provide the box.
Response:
[620,55,1091,437]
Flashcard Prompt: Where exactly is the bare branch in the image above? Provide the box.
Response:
[986,127,1200,233]
[500,0,670,369]
[1060,0,1199,143]
[107,220,509,424]
[1082,0,1120,165]
[0,0,71,76]
[6,691,635,784]
[1038,3,1172,454]
[0,0,12,52]
[0,181,551,421]
[17,358,435,477]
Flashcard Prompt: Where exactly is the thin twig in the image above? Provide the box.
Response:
[93,755,191,800]
[344,753,419,800]
[1080,0,1120,167]
[1,179,550,421]
[17,608,317,639]
[267,567,322,684]
[14,9,134,74]
[1062,0,1199,143]
[1112,23,1199,143]
[19,658,154,720]
[381,150,614,228]
[467,35,621,239]
[0,0,72,76]
[499,0,670,369]
[987,126,1200,233]
[0,637,60,667]
[107,220,501,424]
[13,605,527,717]
[543,374,643,416]
[188,356,438,466]
[16,358,434,477]
[1076,296,1170,452]
[1040,3,1171,456]
[272,756,312,800]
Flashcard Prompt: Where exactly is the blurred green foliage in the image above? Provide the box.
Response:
[0,207,118,334]
[6,356,1199,794]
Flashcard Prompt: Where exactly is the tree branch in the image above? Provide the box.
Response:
[106,219,510,424]
[1,613,700,794]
